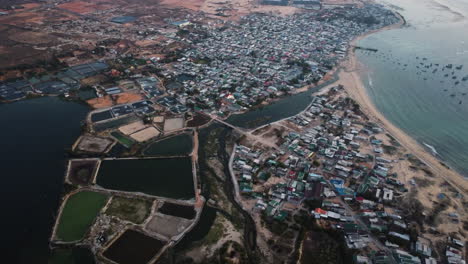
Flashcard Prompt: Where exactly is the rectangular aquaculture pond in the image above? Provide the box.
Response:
[158,202,196,219]
[96,158,195,199]
[103,229,165,264]
[143,133,192,156]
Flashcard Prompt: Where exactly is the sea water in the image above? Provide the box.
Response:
[357,0,468,178]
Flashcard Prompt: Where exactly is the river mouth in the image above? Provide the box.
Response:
[96,157,195,199]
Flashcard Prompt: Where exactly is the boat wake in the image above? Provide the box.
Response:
[431,0,466,22]
[423,142,439,156]
[368,73,374,88]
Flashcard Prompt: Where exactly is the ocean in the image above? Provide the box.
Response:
[356,0,468,178]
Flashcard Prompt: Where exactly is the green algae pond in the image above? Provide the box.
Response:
[110,131,135,148]
[55,191,108,242]
[143,133,193,156]
[96,158,195,199]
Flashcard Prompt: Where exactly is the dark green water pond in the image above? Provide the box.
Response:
[144,133,193,156]
[96,158,195,199]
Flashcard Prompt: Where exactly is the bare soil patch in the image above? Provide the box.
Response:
[68,159,99,185]
[164,117,185,132]
[74,135,114,153]
[145,213,192,238]
[187,112,211,127]
[130,126,160,142]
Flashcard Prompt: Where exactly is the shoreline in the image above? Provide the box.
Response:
[337,12,468,193]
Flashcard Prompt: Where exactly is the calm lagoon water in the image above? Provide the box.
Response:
[0,97,88,263]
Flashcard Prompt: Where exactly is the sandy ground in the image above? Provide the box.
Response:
[145,213,192,238]
[86,93,143,109]
[253,176,286,192]
[153,116,165,123]
[322,0,364,6]
[115,93,144,104]
[130,126,160,142]
[185,213,242,262]
[119,121,147,135]
[164,117,185,132]
[57,0,115,14]
[162,0,299,20]
[87,96,114,109]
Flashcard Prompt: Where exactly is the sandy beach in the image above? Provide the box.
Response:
[337,16,468,196]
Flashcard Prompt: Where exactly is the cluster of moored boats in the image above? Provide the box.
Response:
[361,49,468,104]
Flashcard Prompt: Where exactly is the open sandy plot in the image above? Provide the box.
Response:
[130,127,160,142]
[21,3,41,9]
[118,121,147,135]
[145,213,192,239]
[322,0,362,5]
[185,213,242,262]
[81,74,108,86]
[75,135,114,153]
[57,0,115,14]
[87,96,114,109]
[86,93,143,109]
[0,9,77,26]
[153,116,165,123]
[8,31,52,45]
[115,93,143,105]
[160,0,205,10]
[197,0,299,20]
[163,117,184,132]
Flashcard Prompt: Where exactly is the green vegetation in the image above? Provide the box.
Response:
[49,249,73,264]
[408,155,424,167]
[383,144,398,155]
[56,191,108,241]
[386,133,401,147]
[204,214,225,245]
[105,196,152,224]
[299,231,345,264]
[214,241,248,264]
[110,131,135,148]
[312,160,321,167]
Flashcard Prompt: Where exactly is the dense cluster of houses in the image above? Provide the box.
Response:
[0,62,108,101]
[232,86,465,263]
[160,5,399,116]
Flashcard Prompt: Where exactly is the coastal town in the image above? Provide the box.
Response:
[0,0,467,264]
[230,84,467,263]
